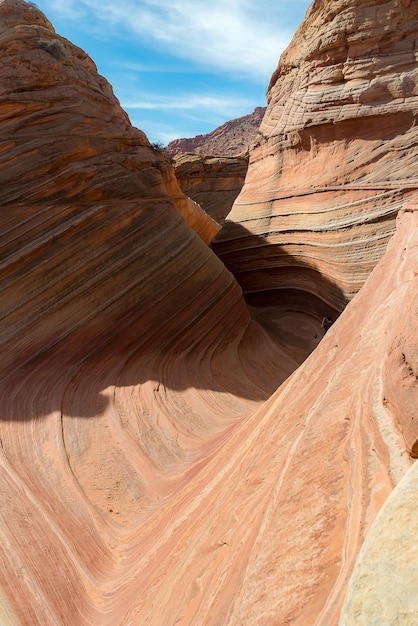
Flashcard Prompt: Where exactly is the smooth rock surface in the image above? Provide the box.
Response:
[340,454,418,625]
[0,3,309,623]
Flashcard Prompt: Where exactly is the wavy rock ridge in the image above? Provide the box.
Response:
[0,0,220,377]
[0,1,417,625]
[0,1,305,623]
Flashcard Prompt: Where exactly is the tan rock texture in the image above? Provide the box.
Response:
[165,106,266,157]
[340,453,418,625]
[212,0,418,314]
[172,153,248,223]
[0,1,417,625]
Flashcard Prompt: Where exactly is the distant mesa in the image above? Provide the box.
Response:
[165,106,266,158]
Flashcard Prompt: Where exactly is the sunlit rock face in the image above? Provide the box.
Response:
[0,1,417,625]
[212,0,418,317]
[215,204,418,626]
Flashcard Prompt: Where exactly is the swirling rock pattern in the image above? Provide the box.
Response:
[0,1,417,625]
[0,0,220,376]
[212,0,418,315]
[0,1,306,623]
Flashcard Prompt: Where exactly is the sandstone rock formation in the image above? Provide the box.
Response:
[165,106,266,157]
[171,153,248,223]
[0,2,305,623]
[0,0,217,240]
[212,0,418,317]
[0,0,417,625]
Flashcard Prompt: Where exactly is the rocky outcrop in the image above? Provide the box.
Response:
[0,0,221,377]
[165,106,266,157]
[171,153,248,223]
[212,0,418,316]
[0,1,417,625]
[340,454,418,625]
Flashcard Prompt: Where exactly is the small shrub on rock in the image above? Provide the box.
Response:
[37,38,66,60]
[151,141,166,153]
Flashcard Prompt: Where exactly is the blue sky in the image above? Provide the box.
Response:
[33,0,310,145]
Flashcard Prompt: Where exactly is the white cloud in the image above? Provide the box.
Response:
[38,0,86,20]
[123,93,253,113]
[109,60,166,73]
[33,0,310,144]
[123,92,257,141]
[38,0,309,82]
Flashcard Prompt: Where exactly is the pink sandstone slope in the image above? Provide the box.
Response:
[0,0,417,625]
[0,1,307,622]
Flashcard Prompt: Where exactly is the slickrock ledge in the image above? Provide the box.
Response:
[0,1,417,625]
[212,0,418,315]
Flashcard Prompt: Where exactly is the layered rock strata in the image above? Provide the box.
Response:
[0,1,417,625]
[205,203,418,625]
[0,0,219,377]
[171,153,248,223]
[212,0,418,316]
